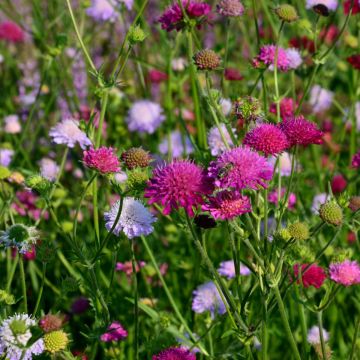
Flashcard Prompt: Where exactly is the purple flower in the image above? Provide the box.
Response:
[207,124,236,156]
[352,150,360,168]
[285,48,302,69]
[310,85,334,113]
[86,0,117,22]
[254,45,290,71]
[311,193,328,214]
[0,149,14,167]
[329,260,360,286]
[218,260,251,279]
[159,130,194,158]
[100,321,128,342]
[39,158,60,181]
[152,347,196,360]
[307,325,330,345]
[4,115,21,134]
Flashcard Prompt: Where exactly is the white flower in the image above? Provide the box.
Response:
[49,118,92,149]
[311,193,328,214]
[310,85,334,113]
[159,130,194,158]
[207,124,236,156]
[307,325,329,345]
[39,158,59,181]
[171,57,187,71]
[285,48,302,69]
[114,171,128,184]
[4,115,21,134]
[220,98,232,116]
[104,197,156,239]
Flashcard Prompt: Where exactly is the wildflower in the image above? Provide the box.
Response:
[289,36,315,53]
[44,330,69,353]
[172,57,187,71]
[287,222,309,241]
[218,260,251,279]
[0,224,39,254]
[192,281,226,318]
[331,174,347,194]
[349,196,360,212]
[352,150,360,168]
[0,314,44,360]
[158,0,212,32]
[104,197,156,239]
[86,0,117,22]
[275,4,298,22]
[128,25,147,45]
[159,130,194,158]
[220,98,232,116]
[39,314,64,333]
[270,98,297,120]
[344,0,360,15]
[253,45,290,72]
[306,0,338,14]
[268,188,296,209]
[243,124,289,156]
[234,96,262,124]
[268,152,293,177]
[193,49,221,70]
[148,69,168,84]
[216,0,244,17]
[25,174,52,197]
[83,147,120,174]
[208,146,273,191]
[126,100,165,134]
[0,149,14,167]
[311,193,328,214]
[310,85,334,113]
[307,325,330,345]
[280,116,323,147]
[347,54,360,70]
[285,48,302,69]
[49,119,92,149]
[12,190,47,221]
[100,322,128,342]
[152,347,196,360]
[4,115,21,134]
[145,160,212,216]
[0,21,24,43]
[293,264,327,288]
[39,158,59,181]
[319,200,343,226]
[208,124,236,156]
[329,260,360,286]
[116,261,146,276]
[224,67,243,81]
[202,191,251,220]
[71,297,90,314]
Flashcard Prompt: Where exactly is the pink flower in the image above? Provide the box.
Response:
[269,98,297,120]
[243,124,289,156]
[83,147,120,174]
[331,174,347,193]
[208,146,273,191]
[268,188,296,209]
[148,69,168,84]
[329,260,360,286]
[224,67,243,81]
[152,347,196,360]
[293,264,327,289]
[254,45,290,71]
[12,190,48,220]
[100,321,128,342]
[279,116,324,147]
[0,21,24,43]
[202,191,251,220]
[352,150,360,168]
[145,160,213,216]
[115,261,146,276]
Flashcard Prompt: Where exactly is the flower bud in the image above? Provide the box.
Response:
[193,49,221,70]
[287,222,309,241]
[128,25,147,45]
[275,4,298,22]
[319,200,343,226]
[121,148,151,170]
[44,330,69,353]
[25,174,52,197]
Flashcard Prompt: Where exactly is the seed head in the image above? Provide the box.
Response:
[121,148,151,169]
[44,330,69,353]
[193,49,221,70]
[287,222,309,241]
[319,201,343,226]
[275,4,298,22]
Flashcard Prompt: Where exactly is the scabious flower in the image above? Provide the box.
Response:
[192,281,226,318]
[220,98,232,116]
[207,124,236,156]
[344,0,360,15]
[12,190,48,220]
[0,21,24,43]
[86,0,117,22]
[218,260,251,279]
[268,188,296,209]
[0,224,39,254]
[268,152,293,176]
[126,100,165,134]
[224,67,243,81]
[202,191,251,220]
[4,115,21,134]
[280,116,324,147]
[243,124,289,156]
[104,197,156,239]
[331,174,347,193]
[39,158,59,181]
[306,0,338,12]
[347,54,360,70]
[0,313,44,360]
[83,147,120,174]
[253,45,290,72]
[152,347,196,360]
[329,260,360,286]
[208,146,273,191]
[158,0,212,32]
[311,193,328,213]
[44,330,69,353]
[49,119,92,149]
[0,149,14,167]
[71,297,90,314]
[216,0,245,17]
[293,264,327,288]
[145,161,212,216]
[309,85,334,113]
[307,326,330,345]
[285,48,302,69]
[352,151,360,168]
[269,98,297,120]
[116,261,146,276]
[159,130,194,158]
[193,49,221,70]
[100,322,128,342]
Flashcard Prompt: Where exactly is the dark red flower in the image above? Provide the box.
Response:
[269,97,297,120]
[344,0,360,15]
[293,264,327,289]
[319,25,339,46]
[347,54,360,70]
[148,69,168,84]
[331,174,347,193]
[289,36,315,53]
[224,67,244,81]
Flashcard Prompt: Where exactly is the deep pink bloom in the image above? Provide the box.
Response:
[224,67,244,81]
[149,69,168,84]
[145,160,213,216]
[71,297,90,314]
[12,190,49,220]
[100,321,128,342]
[152,347,196,360]
[329,260,360,286]
[293,264,327,289]
[352,151,360,168]
[331,174,347,193]
[83,147,120,174]
[268,188,296,209]
[158,0,212,32]
[344,0,360,15]
[347,54,360,70]
[115,261,146,276]
[243,124,289,156]
[208,146,273,191]
[0,21,24,43]
[202,191,251,220]
[254,45,290,71]
[269,98,297,120]
[280,116,324,147]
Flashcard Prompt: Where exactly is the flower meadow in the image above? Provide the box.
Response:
[1,0,360,359]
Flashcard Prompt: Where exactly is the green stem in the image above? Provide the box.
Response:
[6,254,19,292]
[295,284,308,357]
[33,263,47,316]
[19,257,28,313]
[317,311,327,360]
[349,314,360,360]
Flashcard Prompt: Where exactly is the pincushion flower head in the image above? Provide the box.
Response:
[144,160,213,216]
[39,158,60,181]
[310,85,334,113]
[0,21,24,43]
[344,0,360,15]
[100,322,128,342]
[293,264,327,289]
[243,124,289,156]
[0,313,44,360]
[4,115,21,134]
[218,260,251,279]
[0,224,39,254]
[202,191,252,220]
[104,197,156,239]
[270,98,296,120]
[307,325,330,345]
[329,260,360,286]
[159,130,194,158]
[83,147,120,174]
[208,124,236,156]
[49,118,92,149]
[253,45,290,72]
[208,146,273,191]
[285,48,302,69]
[347,54,360,70]
[158,0,212,32]
[217,0,244,17]
[279,116,324,147]
[126,100,165,134]
[352,150,360,168]
[152,347,196,360]
[192,281,226,318]
[86,0,117,22]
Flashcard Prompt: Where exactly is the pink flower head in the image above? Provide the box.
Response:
[279,116,324,147]
[152,347,196,360]
[208,146,273,191]
[344,0,360,15]
[224,67,244,81]
[100,321,128,342]
[145,160,213,216]
[352,150,360,168]
[269,97,297,120]
[243,124,289,156]
[331,174,347,193]
[268,188,296,209]
[148,69,168,84]
[158,0,212,32]
[83,147,120,174]
[254,45,290,71]
[12,190,48,221]
[329,260,360,286]
[0,21,24,43]
[115,261,146,276]
[293,264,327,289]
[202,191,251,220]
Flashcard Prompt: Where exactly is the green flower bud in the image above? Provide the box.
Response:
[319,200,343,226]
[128,25,147,45]
[275,4,298,23]
[287,222,309,241]
[26,174,52,197]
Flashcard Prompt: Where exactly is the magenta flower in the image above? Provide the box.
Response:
[253,45,290,71]
[115,261,146,276]
[243,124,289,156]
[208,146,273,191]
[83,147,120,174]
[329,260,360,286]
[293,264,327,289]
[144,160,213,216]
[152,347,196,360]
[202,191,251,220]
[269,97,297,120]
[280,116,324,147]
[352,150,360,168]
[100,321,128,342]
[268,188,296,209]
[158,0,212,32]
[0,21,24,43]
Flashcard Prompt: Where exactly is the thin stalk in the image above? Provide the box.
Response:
[349,314,360,360]
[295,284,308,357]
[6,254,19,292]
[33,263,47,316]
[19,257,28,313]
[317,311,327,360]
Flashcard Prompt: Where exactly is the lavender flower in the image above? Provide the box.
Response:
[218,260,251,279]
[307,325,330,345]
[4,115,21,134]
[311,193,328,214]
[159,130,194,158]
[310,85,334,113]
[285,48,302,69]
[0,149,14,167]
[39,158,60,181]
[86,0,117,22]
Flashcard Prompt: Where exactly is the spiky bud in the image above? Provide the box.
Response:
[44,330,69,353]
[277,228,291,242]
[9,319,27,336]
[0,289,15,305]
[39,314,63,333]
[0,166,11,180]
[121,148,151,170]
[234,96,263,124]
[217,0,245,17]
[25,174,52,197]
[127,169,149,193]
[275,4,298,22]
[349,196,360,212]
[193,49,221,70]
[128,25,147,45]
[319,201,343,226]
[287,222,309,241]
